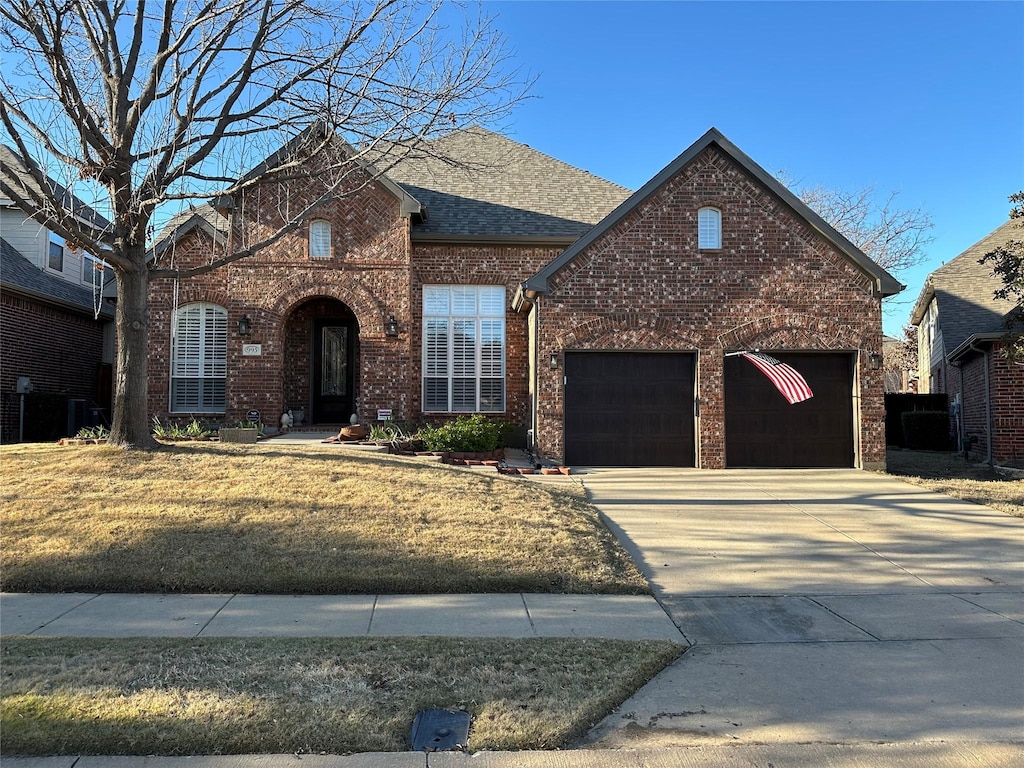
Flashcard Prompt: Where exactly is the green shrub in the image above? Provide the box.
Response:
[901,410,951,450]
[417,414,510,453]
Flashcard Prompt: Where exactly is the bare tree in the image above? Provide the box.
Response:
[0,0,526,447]
[883,324,918,393]
[778,173,934,277]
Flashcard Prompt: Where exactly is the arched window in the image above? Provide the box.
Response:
[698,207,722,249]
[309,219,332,258]
[171,302,227,412]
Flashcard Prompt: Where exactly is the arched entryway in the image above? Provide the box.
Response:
[283,297,360,425]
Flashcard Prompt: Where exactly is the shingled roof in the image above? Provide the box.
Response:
[385,127,631,240]
[1,237,114,318]
[911,218,1021,359]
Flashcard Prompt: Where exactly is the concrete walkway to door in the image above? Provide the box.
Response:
[574,468,1024,751]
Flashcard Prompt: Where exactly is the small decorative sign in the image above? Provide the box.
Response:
[242,344,262,356]
[376,409,393,421]
[245,409,261,423]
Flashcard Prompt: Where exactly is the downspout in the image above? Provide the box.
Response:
[981,345,993,466]
[531,295,540,456]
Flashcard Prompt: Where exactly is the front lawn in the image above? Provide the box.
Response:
[886,449,1023,517]
[0,635,683,755]
[0,443,648,594]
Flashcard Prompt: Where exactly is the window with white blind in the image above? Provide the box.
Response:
[422,285,506,412]
[698,207,722,249]
[170,303,227,412]
[309,219,332,258]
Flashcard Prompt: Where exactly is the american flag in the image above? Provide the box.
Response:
[740,352,814,404]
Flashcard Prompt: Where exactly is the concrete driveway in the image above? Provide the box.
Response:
[576,468,1024,750]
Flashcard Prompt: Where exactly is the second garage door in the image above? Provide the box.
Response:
[564,351,695,467]
[724,352,855,467]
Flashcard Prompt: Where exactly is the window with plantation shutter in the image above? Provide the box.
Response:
[171,303,227,412]
[698,207,722,249]
[422,285,505,412]
[309,219,332,258]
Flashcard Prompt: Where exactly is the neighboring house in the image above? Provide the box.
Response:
[911,220,1024,464]
[148,126,901,468]
[0,146,116,442]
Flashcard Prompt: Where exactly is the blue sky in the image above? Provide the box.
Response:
[484,0,1024,335]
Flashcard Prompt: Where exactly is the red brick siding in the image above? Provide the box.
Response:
[990,343,1024,464]
[534,147,885,468]
[1,291,108,438]
[148,173,412,426]
[941,344,1024,464]
[410,243,565,426]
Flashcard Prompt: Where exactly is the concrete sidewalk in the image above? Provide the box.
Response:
[7,742,1024,767]
[0,591,682,642]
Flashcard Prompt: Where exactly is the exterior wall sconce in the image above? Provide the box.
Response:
[869,352,882,370]
[549,350,559,370]
[385,314,399,337]
[238,314,252,336]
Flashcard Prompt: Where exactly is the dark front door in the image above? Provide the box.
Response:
[724,352,854,467]
[564,351,696,467]
[312,318,355,424]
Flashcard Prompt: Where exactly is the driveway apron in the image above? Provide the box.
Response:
[578,468,1024,748]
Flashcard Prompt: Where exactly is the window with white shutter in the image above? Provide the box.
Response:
[698,207,722,249]
[422,285,505,412]
[170,303,227,412]
[309,219,332,258]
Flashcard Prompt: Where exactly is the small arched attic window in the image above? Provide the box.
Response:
[309,219,332,259]
[698,207,722,250]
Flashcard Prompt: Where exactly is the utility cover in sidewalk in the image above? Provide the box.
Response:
[410,708,470,751]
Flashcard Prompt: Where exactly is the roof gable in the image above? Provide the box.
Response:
[521,128,904,297]
[911,218,1020,355]
[0,145,112,236]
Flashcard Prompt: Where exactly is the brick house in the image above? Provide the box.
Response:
[911,219,1024,464]
[1,147,116,441]
[148,127,901,468]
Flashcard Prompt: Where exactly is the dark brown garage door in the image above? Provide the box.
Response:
[564,352,695,466]
[725,352,854,467]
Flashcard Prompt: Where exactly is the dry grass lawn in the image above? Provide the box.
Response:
[0,635,683,755]
[0,442,648,594]
[886,449,1023,517]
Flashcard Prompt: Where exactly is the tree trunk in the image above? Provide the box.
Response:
[109,258,159,449]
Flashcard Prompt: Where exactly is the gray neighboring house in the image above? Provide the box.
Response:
[0,148,117,442]
[911,219,1024,464]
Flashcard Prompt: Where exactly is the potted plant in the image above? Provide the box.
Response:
[219,420,263,444]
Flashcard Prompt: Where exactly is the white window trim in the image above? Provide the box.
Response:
[422,285,506,414]
[170,302,228,413]
[309,219,332,259]
[698,206,722,250]
[47,240,64,272]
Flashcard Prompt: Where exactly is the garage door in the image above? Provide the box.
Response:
[564,352,695,466]
[725,352,854,467]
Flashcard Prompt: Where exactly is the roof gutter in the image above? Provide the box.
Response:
[0,279,115,319]
[511,283,540,313]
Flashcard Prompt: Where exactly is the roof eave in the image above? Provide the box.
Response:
[411,232,580,247]
[0,279,115,318]
[947,332,1010,363]
[910,281,936,325]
